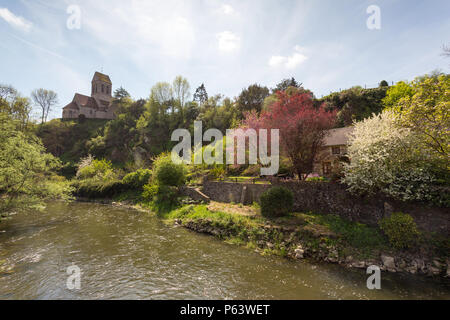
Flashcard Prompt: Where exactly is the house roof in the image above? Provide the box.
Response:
[323,126,354,146]
[92,72,112,84]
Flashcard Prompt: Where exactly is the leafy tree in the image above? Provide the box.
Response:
[391,74,449,159]
[31,88,58,124]
[113,86,131,101]
[0,114,70,214]
[236,84,269,117]
[151,82,173,106]
[242,91,336,179]
[0,84,32,132]
[379,80,389,87]
[272,77,302,93]
[320,86,388,127]
[172,76,190,108]
[382,81,415,109]
[342,110,447,205]
[193,83,208,106]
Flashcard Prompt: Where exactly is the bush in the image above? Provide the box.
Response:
[379,212,420,249]
[76,158,115,181]
[71,179,125,198]
[152,153,186,187]
[260,187,293,218]
[142,183,179,212]
[122,169,152,189]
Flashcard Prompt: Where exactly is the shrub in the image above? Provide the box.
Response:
[142,183,179,212]
[71,179,125,198]
[260,187,293,218]
[122,169,152,189]
[152,153,186,187]
[379,212,420,249]
[76,158,115,181]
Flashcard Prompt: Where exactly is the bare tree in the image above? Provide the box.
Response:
[31,89,58,124]
[443,44,450,58]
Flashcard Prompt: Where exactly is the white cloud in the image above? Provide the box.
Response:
[269,45,308,69]
[221,4,235,15]
[216,31,241,53]
[0,7,32,32]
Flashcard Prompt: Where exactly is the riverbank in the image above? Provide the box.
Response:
[76,197,450,280]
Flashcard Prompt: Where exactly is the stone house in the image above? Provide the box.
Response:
[62,72,117,120]
[313,126,354,177]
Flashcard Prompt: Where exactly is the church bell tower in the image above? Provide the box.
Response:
[91,72,112,102]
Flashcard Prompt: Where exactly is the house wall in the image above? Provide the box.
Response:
[313,144,349,177]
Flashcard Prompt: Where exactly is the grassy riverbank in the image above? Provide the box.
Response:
[110,198,448,278]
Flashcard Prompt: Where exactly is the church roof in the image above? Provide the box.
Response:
[63,93,111,111]
[92,72,112,84]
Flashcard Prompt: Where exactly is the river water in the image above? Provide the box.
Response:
[0,201,448,300]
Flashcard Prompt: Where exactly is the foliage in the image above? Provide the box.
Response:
[0,84,32,132]
[142,184,179,212]
[76,158,116,181]
[122,169,152,189]
[390,73,449,160]
[382,81,415,109]
[0,114,70,213]
[342,110,447,205]
[260,187,293,218]
[305,176,329,182]
[271,77,302,94]
[37,118,108,166]
[320,86,388,127]
[242,91,336,179]
[236,84,270,117]
[309,213,387,251]
[152,153,186,187]
[379,212,420,249]
[193,83,208,106]
[72,179,116,198]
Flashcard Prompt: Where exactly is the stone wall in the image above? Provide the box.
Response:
[201,180,449,236]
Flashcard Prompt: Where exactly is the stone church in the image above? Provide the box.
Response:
[62,72,117,120]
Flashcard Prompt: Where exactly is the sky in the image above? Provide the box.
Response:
[0,0,449,120]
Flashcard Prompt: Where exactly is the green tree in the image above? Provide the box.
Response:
[193,83,208,106]
[113,86,131,101]
[392,74,449,159]
[0,84,33,132]
[236,84,269,117]
[382,81,415,109]
[172,76,191,108]
[272,77,301,93]
[0,114,70,214]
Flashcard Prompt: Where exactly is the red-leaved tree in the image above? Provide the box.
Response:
[242,91,336,180]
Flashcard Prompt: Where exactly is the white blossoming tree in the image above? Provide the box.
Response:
[342,110,445,204]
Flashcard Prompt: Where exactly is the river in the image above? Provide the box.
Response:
[0,201,448,300]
